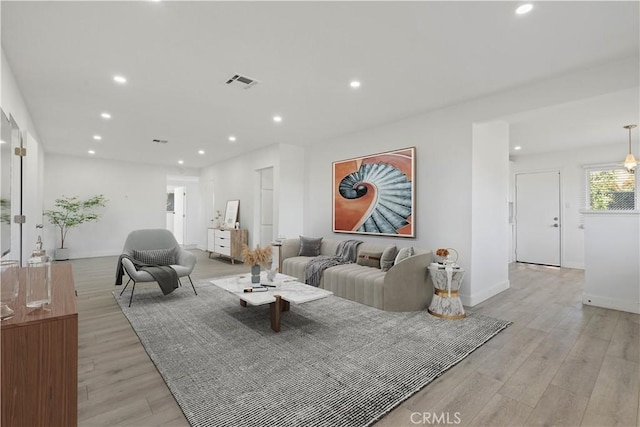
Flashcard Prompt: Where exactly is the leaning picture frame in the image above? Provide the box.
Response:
[333,147,415,237]
[224,200,240,228]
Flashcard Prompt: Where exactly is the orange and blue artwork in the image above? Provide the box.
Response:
[333,147,415,237]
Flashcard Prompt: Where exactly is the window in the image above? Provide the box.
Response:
[585,165,636,211]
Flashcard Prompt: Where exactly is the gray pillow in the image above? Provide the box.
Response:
[394,246,414,266]
[133,248,176,266]
[381,245,398,272]
[298,236,323,256]
[356,251,382,269]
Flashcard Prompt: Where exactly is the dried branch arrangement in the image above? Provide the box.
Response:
[241,244,272,267]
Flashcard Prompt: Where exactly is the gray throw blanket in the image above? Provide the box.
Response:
[115,254,179,295]
[304,240,362,287]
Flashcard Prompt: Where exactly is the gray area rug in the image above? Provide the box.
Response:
[114,279,510,427]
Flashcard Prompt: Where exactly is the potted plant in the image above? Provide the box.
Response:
[43,195,107,260]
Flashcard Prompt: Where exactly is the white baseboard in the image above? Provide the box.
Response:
[460,280,510,307]
[562,261,584,270]
[54,249,122,260]
[582,293,640,314]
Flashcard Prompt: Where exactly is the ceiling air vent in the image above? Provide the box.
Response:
[153,139,168,144]
[225,74,260,89]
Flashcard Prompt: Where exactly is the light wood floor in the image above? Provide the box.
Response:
[71,252,639,427]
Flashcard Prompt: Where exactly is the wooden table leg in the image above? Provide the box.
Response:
[240,300,247,307]
[282,300,290,312]
[270,295,282,332]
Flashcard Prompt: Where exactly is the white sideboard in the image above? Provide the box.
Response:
[207,228,248,264]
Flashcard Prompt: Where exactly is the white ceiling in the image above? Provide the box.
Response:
[1,1,639,168]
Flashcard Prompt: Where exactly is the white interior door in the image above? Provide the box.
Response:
[515,171,560,266]
[173,187,185,245]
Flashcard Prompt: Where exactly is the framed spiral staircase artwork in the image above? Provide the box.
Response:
[333,147,415,237]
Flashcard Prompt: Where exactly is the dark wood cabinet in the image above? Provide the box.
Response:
[1,264,78,427]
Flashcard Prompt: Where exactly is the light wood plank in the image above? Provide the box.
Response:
[581,356,640,427]
[497,328,579,407]
[606,316,640,363]
[469,394,534,427]
[525,384,589,426]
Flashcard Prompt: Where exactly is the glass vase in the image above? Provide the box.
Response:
[251,264,261,284]
[1,260,20,320]
[27,255,51,308]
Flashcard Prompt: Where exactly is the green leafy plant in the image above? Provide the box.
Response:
[589,169,635,210]
[43,195,107,249]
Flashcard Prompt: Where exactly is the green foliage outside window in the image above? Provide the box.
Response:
[588,169,635,210]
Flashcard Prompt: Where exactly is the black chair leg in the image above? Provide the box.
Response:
[120,278,131,296]
[188,276,197,295]
[128,281,136,307]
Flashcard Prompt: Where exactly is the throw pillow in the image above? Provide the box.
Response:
[133,248,177,266]
[298,236,323,256]
[380,245,398,272]
[394,246,414,266]
[356,251,383,269]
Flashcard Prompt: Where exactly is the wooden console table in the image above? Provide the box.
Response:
[1,263,78,427]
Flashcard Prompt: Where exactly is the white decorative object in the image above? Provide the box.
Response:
[267,265,278,282]
[427,264,466,319]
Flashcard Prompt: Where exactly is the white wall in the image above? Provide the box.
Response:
[43,154,199,258]
[470,121,510,305]
[510,142,629,269]
[199,143,305,250]
[278,144,305,239]
[583,212,639,314]
[304,58,638,306]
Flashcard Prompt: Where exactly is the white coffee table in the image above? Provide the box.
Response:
[210,272,333,332]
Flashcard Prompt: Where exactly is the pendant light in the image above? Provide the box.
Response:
[623,124,637,172]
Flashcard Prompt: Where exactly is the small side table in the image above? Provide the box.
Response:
[427,264,466,320]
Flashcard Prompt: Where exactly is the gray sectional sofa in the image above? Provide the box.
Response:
[280,237,433,312]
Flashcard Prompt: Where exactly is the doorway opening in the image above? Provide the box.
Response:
[258,167,274,247]
[166,186,186,245]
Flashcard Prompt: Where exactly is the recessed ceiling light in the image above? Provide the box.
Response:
[273,116,282,123]
[113,75,127,84]
[515,4,533,15]
[93,135,102,140]
[228,136,236,142]
[88,150,95,155]
[350,81,361,88]
[198,150,205,155]
[101,112,111,119]
[178,160,184,165]
[514,146,522,150]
